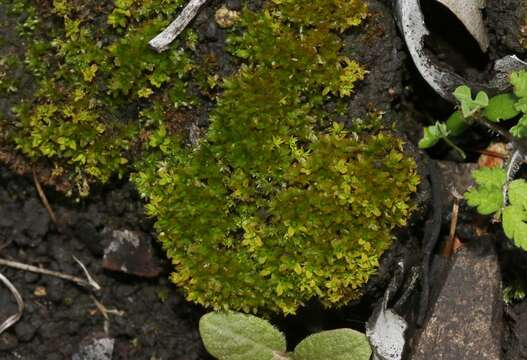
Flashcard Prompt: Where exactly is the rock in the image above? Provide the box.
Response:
[76,221,103,256]
[0,203,17,227]
[226,0,242,10]
[45,278,65,303]
[412,236,502,359]
[0,332,18,351]
[102,230,162,278]
[15,321,37,342]
[205,20,219,41]
[436,161,477,206]
[72,334,114,360]
[24,271,40,283]
[22,197,50,240]
[46,354,64,360]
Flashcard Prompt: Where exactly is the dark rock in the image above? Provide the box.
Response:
[45,278,65,303]
[22,198,50,240]
[102,230,162,278]
[15,321,37,342]
[72,333,114,360]
[436,161,477,209]
[226,0,242,10]
[76,221,103,256]
[39,322,63,340]
[46,354,64,360]
[206,20,219,41]
[0,203,17,227]
[24,271,40,283]
[112,284,138,298]
[12,230,31,246]
[412,237,502,359]
[0,332,18,351]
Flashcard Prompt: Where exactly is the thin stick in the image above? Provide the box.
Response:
[32,169,58,225]
[0,257,100,291]
[0,272,24,335]
[72,256,101,291]
[0,239,12,253]
[91,296,124,321]
[443,189,462,256]
[149,0,208,52]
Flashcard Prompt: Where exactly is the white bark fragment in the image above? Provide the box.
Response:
[149,0,209,53]
[436,0,489,52]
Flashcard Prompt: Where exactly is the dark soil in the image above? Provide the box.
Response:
[0,167,212,359]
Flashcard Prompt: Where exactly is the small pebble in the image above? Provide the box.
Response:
[46,354,64,360]
[34,285,47,297]
[15,321,37,342]
[214,5,240,28]
[226,0,242,11]
[0,333,18,351]
[24,271,40,283]
[206,20,219,41]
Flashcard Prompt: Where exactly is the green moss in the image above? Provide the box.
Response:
[133,0,419,315]
[2,0,194,192]
[2,0,419,314]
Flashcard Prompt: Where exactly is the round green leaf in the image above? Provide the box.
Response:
[199,311,287,360]
[482,94,520,122]
[446,111,467,136]
[294,329,371,360]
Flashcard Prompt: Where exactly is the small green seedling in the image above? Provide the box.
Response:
[465,166,527,250]
[419,71,527,252]
[453,85,489,118]
[419,70,527,154]
[199,311,372,360]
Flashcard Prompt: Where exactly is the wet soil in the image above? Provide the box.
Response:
[0,167,212,359]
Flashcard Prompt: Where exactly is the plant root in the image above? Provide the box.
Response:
[0,271,24,335]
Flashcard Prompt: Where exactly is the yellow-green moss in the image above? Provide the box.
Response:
[2,0,194,193]
[2,0,420,315]
[132,0,419,315]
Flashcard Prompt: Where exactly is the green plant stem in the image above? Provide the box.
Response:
[472,115,515,143]
[442,136,466,159]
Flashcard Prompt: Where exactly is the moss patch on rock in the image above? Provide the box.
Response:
[133,0,419,315]
[1,0,196,193]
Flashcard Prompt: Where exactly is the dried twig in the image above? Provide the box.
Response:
[72,256,101,291]
[0,271,24,335]
[91,296,124,321]
[0,239,12,253]
[149,0,208,52]
[32,169,58,225]
[0,257,100,291]
[443,189,463,256]
[91,295,124,335]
